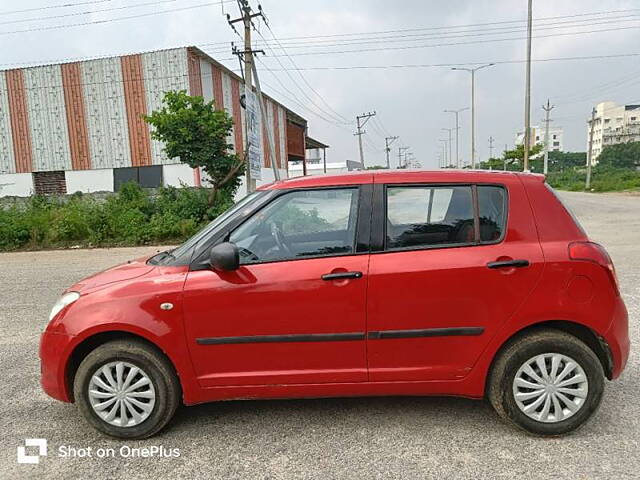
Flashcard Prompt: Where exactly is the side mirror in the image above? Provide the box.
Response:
[209,242,240,271]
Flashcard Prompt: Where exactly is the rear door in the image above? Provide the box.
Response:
[366,178,544,381]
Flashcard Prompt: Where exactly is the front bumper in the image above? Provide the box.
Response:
[39,331,75,403]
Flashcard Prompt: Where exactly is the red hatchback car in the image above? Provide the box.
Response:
[40,170,629,438]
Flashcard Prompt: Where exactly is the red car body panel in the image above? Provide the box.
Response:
[39,170,630,406]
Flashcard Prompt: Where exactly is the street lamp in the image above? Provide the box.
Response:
[444,107,468,168]
[452,63,495,169]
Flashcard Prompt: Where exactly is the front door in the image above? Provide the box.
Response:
[366,180,544,381]
[183,186,370,387]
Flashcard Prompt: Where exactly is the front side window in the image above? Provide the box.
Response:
[229,188,359,264]
[386,186,474,249]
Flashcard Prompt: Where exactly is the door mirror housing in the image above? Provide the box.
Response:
[210,242,240,271]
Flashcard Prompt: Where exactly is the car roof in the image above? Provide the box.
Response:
[257,169,545,190]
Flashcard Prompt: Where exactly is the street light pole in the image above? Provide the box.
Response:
[441,128,453,168]
[452,64,494,169]
[444,107,468,168]
[523,0,533,172]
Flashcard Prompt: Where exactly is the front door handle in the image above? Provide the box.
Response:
[321,271,363,281]
[487,259,530,269]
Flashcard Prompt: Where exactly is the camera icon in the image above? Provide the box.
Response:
[17,439,47,464]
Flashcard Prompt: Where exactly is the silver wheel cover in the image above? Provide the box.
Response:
[88,361,156,427]
[512,353,589,423]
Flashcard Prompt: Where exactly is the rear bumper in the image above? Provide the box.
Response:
[39,331,74,403]
[604,297,630,380]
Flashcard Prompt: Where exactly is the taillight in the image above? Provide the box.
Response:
[569,241,620,295]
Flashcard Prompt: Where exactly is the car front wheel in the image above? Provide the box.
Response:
[488,329,604,436]
[73,339,180,439]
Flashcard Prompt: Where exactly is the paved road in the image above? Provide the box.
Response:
[1,191,638,479]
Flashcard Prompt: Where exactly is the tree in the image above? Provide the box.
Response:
[597,141,640,170]
[547,150,586,170]
[144,90,245,206]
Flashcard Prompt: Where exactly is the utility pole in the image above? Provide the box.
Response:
[355,111,376,169]
[488,136,495,161]
[542,99,555,175]
[441,128,453,168]
[398,146,409,168]
[228,0,267,192]
[523,0,533,172]
[385,136,399,169]
[444,107,468,168]
[452,65,494,168]
[504,143,508,171]
[586,107,597,190]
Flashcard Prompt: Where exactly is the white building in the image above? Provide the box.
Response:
[587,101,640,161]
[515,126,564,154]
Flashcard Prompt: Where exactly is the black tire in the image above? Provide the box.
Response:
[487,329,604,436]
[73,339,180,439]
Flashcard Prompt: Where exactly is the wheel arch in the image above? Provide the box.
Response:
[65,330,183,403]
[486,319,614,396]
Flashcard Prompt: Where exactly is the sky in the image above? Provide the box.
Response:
[2,0,640,170]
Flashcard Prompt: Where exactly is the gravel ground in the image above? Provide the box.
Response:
[0,191,638,479]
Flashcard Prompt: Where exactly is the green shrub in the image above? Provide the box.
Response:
[0,182,230,251]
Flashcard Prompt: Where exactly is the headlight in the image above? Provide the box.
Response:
[49,292,80,321]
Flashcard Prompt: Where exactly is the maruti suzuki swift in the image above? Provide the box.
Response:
[40,170,629,439]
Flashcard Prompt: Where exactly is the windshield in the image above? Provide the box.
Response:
[152,191,267,265]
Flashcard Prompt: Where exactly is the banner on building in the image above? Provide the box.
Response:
[244,87,262,181]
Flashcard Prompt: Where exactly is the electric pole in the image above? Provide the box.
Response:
[586,107,596,190]
[504,143,508,171]
[385,136,399,169]
[355,111,376,169]
[523,0,533,172]
[452,65,494,168]
[488,136,495,166]
[228,0,268,192]
[441,128,453,168]
[444,107,468,168]
[542,99,555,175]
[398,146,409,169]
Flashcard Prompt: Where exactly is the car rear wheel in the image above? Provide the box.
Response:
[487,329,604,436]
[73,339,180,439]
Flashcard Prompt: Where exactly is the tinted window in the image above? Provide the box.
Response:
[478,186,506,242]
[229,188,359,264]
[386,186,474,249]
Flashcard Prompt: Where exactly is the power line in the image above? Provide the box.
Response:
[218,23,640,58]
[204,14,640,53]
[199,7,640,47]
[254,27,351,125]
[0,0,181,27]
[261,23,351,124]
[0,0,111,16]
[0,1,224,36]
[243,52,640,71]
[255,56,353,130]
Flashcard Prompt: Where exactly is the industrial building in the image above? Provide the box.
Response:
[0,46,310,197]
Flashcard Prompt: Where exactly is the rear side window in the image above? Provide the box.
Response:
[478,186,507,242]
[386,186,474,249]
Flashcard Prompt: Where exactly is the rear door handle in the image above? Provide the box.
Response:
[487,259,530,269]
[321,271,363,281]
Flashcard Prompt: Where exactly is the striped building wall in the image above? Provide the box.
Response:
[0,47,295,194]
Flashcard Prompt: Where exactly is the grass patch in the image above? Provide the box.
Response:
[0,183,230,251]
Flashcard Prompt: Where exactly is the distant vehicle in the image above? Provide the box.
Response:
[40,170,629,438]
